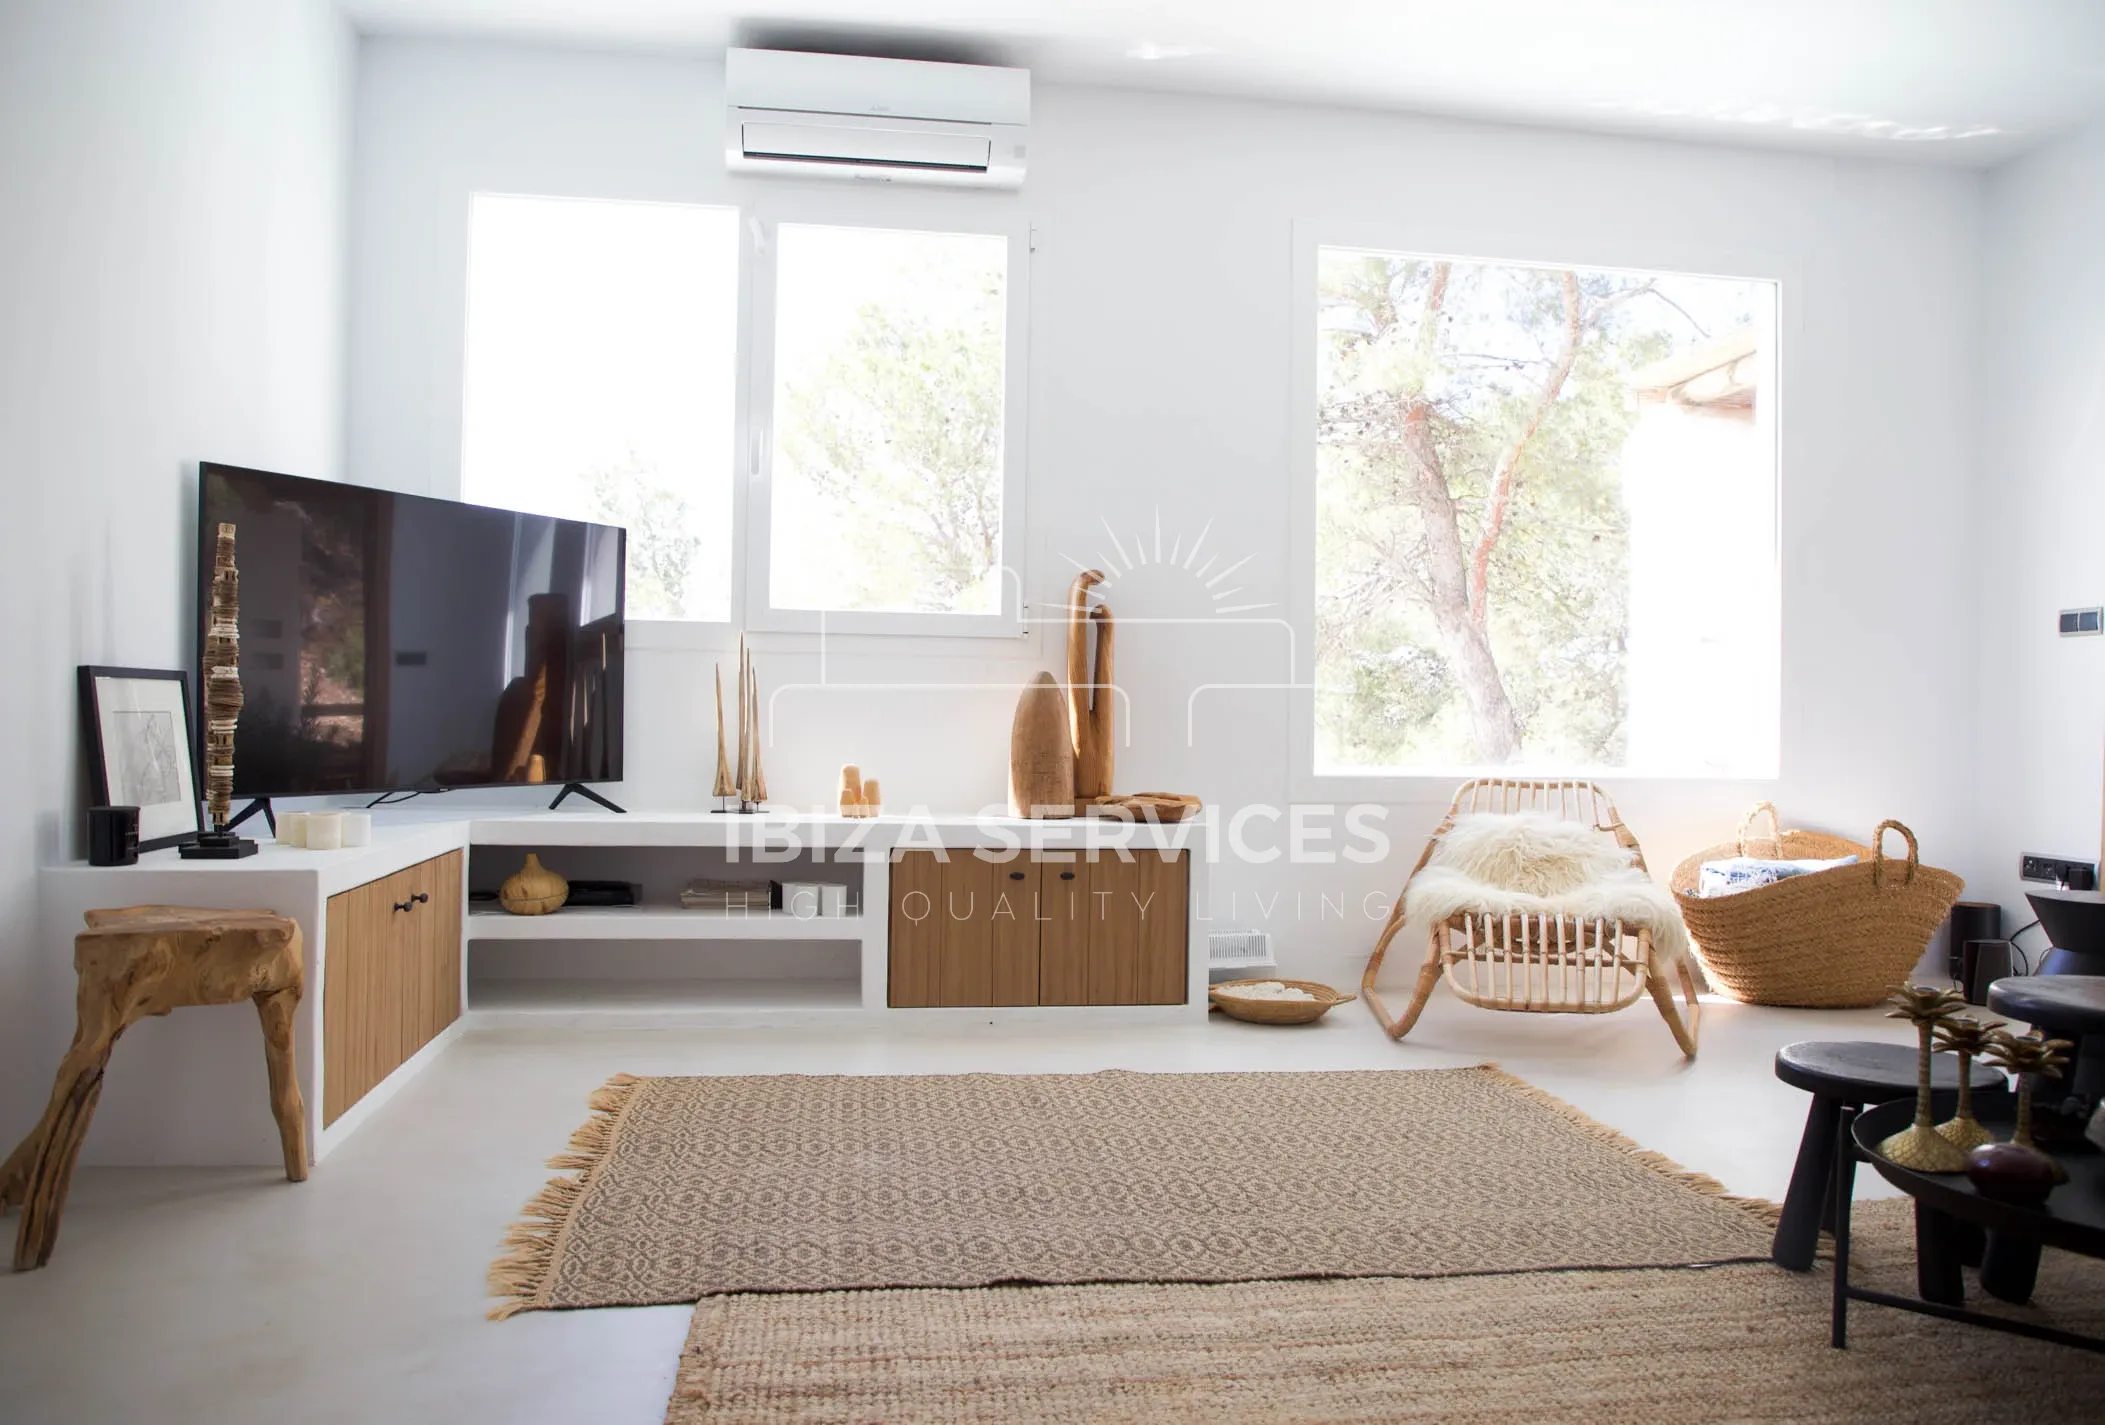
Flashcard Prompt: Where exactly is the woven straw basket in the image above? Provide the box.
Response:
[1669,803,1964,1008]
[1208,978,1356,1025]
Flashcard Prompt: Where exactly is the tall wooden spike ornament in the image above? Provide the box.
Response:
[182,522,257,858]
[711,637,767,813]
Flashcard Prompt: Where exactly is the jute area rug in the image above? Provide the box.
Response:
[490,1066,1775,1316]
[666,1199,2105,1424]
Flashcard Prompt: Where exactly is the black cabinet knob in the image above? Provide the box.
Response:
[1009,871,1026,881]
[1059,871,1076,881]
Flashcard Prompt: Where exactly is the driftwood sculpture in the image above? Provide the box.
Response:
[1065,570,1115,803]
[0,906,306,1269]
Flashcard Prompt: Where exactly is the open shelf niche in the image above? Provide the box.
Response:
[466,842,870,1016]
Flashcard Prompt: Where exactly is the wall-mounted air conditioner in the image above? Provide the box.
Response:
[725,48,1029,189]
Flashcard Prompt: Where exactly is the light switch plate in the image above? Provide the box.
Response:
[2058,607,2102,636]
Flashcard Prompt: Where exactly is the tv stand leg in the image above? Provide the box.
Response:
[223,798,275,837]
[549,783,626,814]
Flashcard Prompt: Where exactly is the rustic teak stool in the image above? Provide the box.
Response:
[0,906,307,1270]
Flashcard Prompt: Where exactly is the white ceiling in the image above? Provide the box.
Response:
[338,0,2105,165]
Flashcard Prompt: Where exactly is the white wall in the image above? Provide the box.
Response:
[0,0,354,1141]
[346,38,1990,981]
[1974,117,2105,928]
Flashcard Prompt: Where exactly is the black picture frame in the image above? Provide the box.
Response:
[78,666,203,852]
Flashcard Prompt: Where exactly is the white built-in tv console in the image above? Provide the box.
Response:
[36,810,1208,1167]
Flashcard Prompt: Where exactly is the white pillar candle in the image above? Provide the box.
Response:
[340,811,371,848]
[305,810,343,851]
[277,811,308,848]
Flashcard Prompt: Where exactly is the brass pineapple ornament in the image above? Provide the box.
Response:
[1875,983,1969,1172]
[1931,1014,2004,1151]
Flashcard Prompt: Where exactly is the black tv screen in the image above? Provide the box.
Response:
[198,463,625,798]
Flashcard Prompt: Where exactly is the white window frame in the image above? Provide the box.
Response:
[740,192,1031,640]
[1287,218,1795,804]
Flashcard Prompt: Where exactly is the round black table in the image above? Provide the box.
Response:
[1988,975,2105,1101]
[1771,1041,2003,1271]
[1833,1094,2105,1353]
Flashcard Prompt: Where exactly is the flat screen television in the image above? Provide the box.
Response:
[197,463,625,801]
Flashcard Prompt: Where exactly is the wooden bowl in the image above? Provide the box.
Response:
[1208,977,1356,1025]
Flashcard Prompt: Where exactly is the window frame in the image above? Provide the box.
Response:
[1287,218,1793,803]
[740,192,1032,640]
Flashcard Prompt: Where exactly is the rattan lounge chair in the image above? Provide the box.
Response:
[1362,778,1700,1057]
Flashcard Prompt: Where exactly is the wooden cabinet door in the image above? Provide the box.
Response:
[888,851,1041,1007]
[1039,850,1188,1006]
[324,853,461,1126]
[399,850,462,1060]
[323,866,410,1125]
[421,850,463,1045]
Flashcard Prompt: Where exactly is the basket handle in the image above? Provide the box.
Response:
[1870,820,1920,889]
[1735,802,1783,857]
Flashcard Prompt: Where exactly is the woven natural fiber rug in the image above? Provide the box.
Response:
[490,1066,1775,1316]
[664,1199,2105,1424]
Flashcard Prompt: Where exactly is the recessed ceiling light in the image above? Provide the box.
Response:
[1127,41,1217,62]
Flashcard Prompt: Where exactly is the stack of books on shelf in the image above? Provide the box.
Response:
[680,878,775,912]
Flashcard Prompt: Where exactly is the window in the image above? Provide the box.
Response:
[462,194,740,621]
[1309,245,1778,777]
[757,222,1019,628]
[461,199,1026,636]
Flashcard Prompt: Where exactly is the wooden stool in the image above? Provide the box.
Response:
[0,906,307,1270]
[1771,1040,2002,1274]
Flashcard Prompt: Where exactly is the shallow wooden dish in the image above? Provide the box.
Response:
[1208,977,1356,1025]
[1084,793,1203,823]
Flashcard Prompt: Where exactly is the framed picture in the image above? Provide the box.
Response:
[78,666,202,852]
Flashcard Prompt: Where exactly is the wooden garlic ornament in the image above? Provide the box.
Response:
[839,765,864,818]
[500,853,569,916]
[860,779,881,817]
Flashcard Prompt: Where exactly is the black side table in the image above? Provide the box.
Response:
[1772,1041,2003,1271]
[1834,1093,2105,1353]
[1987,975,2105,1103]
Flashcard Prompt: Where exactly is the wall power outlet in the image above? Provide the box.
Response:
[2020,854,2098,890]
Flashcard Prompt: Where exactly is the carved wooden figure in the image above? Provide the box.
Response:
[0,906,307,1270]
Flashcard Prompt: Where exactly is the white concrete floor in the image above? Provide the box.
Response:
[0,990,1914,1425]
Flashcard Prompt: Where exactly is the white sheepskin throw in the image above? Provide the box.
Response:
[1404,811,1691,970]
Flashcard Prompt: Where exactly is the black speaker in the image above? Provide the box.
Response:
[1962,940,2016,1005]
[1948,901,2001,980]
[87,805,139,867]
